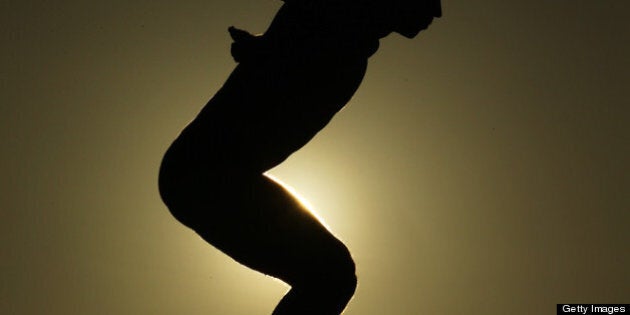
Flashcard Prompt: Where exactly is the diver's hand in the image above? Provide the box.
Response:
[229,26,263,63]
[229,26,256,42]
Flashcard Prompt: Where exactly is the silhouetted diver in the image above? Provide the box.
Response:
[158,0,441,313]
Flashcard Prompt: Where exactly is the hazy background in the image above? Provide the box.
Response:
[2,0,628,314]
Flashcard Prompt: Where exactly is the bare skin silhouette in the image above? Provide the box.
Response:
[158,0,441,313]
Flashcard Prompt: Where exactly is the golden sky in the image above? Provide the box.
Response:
[2,1,628,314]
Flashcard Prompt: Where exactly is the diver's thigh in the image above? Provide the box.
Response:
[193,175,351,282]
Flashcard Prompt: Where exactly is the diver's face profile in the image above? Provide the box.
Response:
[392,0,442,38]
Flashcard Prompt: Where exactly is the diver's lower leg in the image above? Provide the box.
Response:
[273,277,357,315]
[272,247,357,315]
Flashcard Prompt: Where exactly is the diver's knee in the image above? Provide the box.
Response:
[307,242,357,297]
[302,248,357,313]
[331,245,357,287]
[332,266,357,302]
[333,253,358,298]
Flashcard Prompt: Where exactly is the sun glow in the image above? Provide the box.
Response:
[264,173,332,231]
